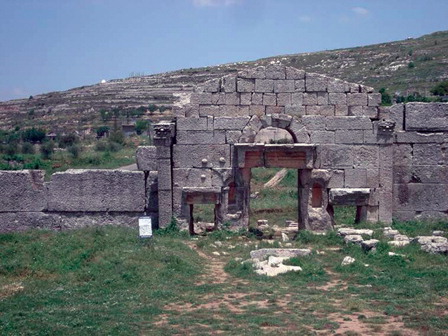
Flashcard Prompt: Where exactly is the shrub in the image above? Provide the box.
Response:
[109,131,125,145]
[40,141,55,159]
[431,81,448,96]
[67,145,81,158]
[58,133,78,148]
[5,143,18,156]
[408,62,415,69]
[22,128,46,143]
[21,142,35,154]
[148,104,158,113]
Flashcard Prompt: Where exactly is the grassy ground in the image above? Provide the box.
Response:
[1,221,447,335]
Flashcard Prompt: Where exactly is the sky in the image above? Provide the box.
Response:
[0,0,447,101]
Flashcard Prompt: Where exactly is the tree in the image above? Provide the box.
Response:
[431,81,448,96]
[96,126,110,138]
[22,128,46,143]
[379,88,392,106]
[135,120,149,135]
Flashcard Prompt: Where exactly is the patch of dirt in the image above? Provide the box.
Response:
[317,269,348,291]
[325,311,420,336]
[0,282,24,300]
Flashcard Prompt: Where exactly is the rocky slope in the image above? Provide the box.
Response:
[1,30,447,133]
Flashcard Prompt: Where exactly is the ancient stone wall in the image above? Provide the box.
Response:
[389,103,448,221]
[0,169,156,232]
[161,65,388,230]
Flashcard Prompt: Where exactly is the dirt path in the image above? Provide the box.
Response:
[154,241,423,335]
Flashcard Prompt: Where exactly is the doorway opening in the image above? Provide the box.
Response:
[249,167,299,228]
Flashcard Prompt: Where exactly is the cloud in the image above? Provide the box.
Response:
[193,0,242,7]
[299,16,312,23]
[352,7,369,15]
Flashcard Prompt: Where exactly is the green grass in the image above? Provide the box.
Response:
[1,222,447,335]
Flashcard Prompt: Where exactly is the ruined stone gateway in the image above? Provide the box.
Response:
[1,65,447,232]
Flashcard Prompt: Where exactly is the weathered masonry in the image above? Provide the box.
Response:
[137,65,448,231]
[1,65,447,232]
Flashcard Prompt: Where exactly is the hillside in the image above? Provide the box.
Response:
[0,30,447,133]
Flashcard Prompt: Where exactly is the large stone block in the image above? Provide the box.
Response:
[277,93,291,106]
[329,93,347,105]
[347,93,368,106]
[173,144,231,168]
[393,183,448,211]
[265,64,286,79]
[285,105,306,117]
[306,105,335,116]
[302,115,326,130]
[328,170,345,188]
[0,212,57,232]
[395,132,445,144]
[368,93,381,107]
[326,116,373,130]
[0,170,47,212]
[176,117,210,131]
[335,130,364,144]
[394,165,448,184]
[305,73,328,92]
[286,67,305,80]
[310,131,335,144]
[222,75,237,92]
[303,92,318,105]
[237,78,255,93]
[274,80,295,93]
[317,145,354,169]
[263,93,277,106]
[406,103,448,131]
[214,117,250,130]
[353,146,379,168]
[255,79,274,93]
[47,170,145,212]
[173,168,213,188]
[176,130,226,144]
[345,169,368,188]
[327,78,350,93]
[136,146,157,171]
[413,144,443,165]
[329,188,370,205]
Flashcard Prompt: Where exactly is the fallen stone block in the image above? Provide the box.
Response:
[361,239,379,251]
[250,248,312,260]
[421,243,448,254]
[338,228,373,237]
[344,235,364,244]
[388,240,409,247]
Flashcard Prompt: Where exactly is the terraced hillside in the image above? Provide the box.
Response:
[0,30,447,133]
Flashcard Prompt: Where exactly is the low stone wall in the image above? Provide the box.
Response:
[0,169,156,233]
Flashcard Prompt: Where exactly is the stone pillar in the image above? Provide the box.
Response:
[153,122,175,228]
[299,169,334,231]
[378,145,393,223]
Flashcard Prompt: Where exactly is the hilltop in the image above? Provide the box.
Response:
[0,30,447,133]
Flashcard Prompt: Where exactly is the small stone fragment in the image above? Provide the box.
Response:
[341,256,355,266]
[344,234,364,244]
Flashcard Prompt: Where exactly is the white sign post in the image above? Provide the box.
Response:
[139,216,153,239]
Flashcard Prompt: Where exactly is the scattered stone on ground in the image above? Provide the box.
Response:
[388,252,406,257]
[338,228,373,237]
[383,227,400,238]
[412,236,448,254]
[341,256,355,266]
[281,232,289,242]
[253,255,302,277]
[344,234,364,244]
[250,248,312,260]
[361,239,379,251]
[432,230,446,236]
[212,251,221,256]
